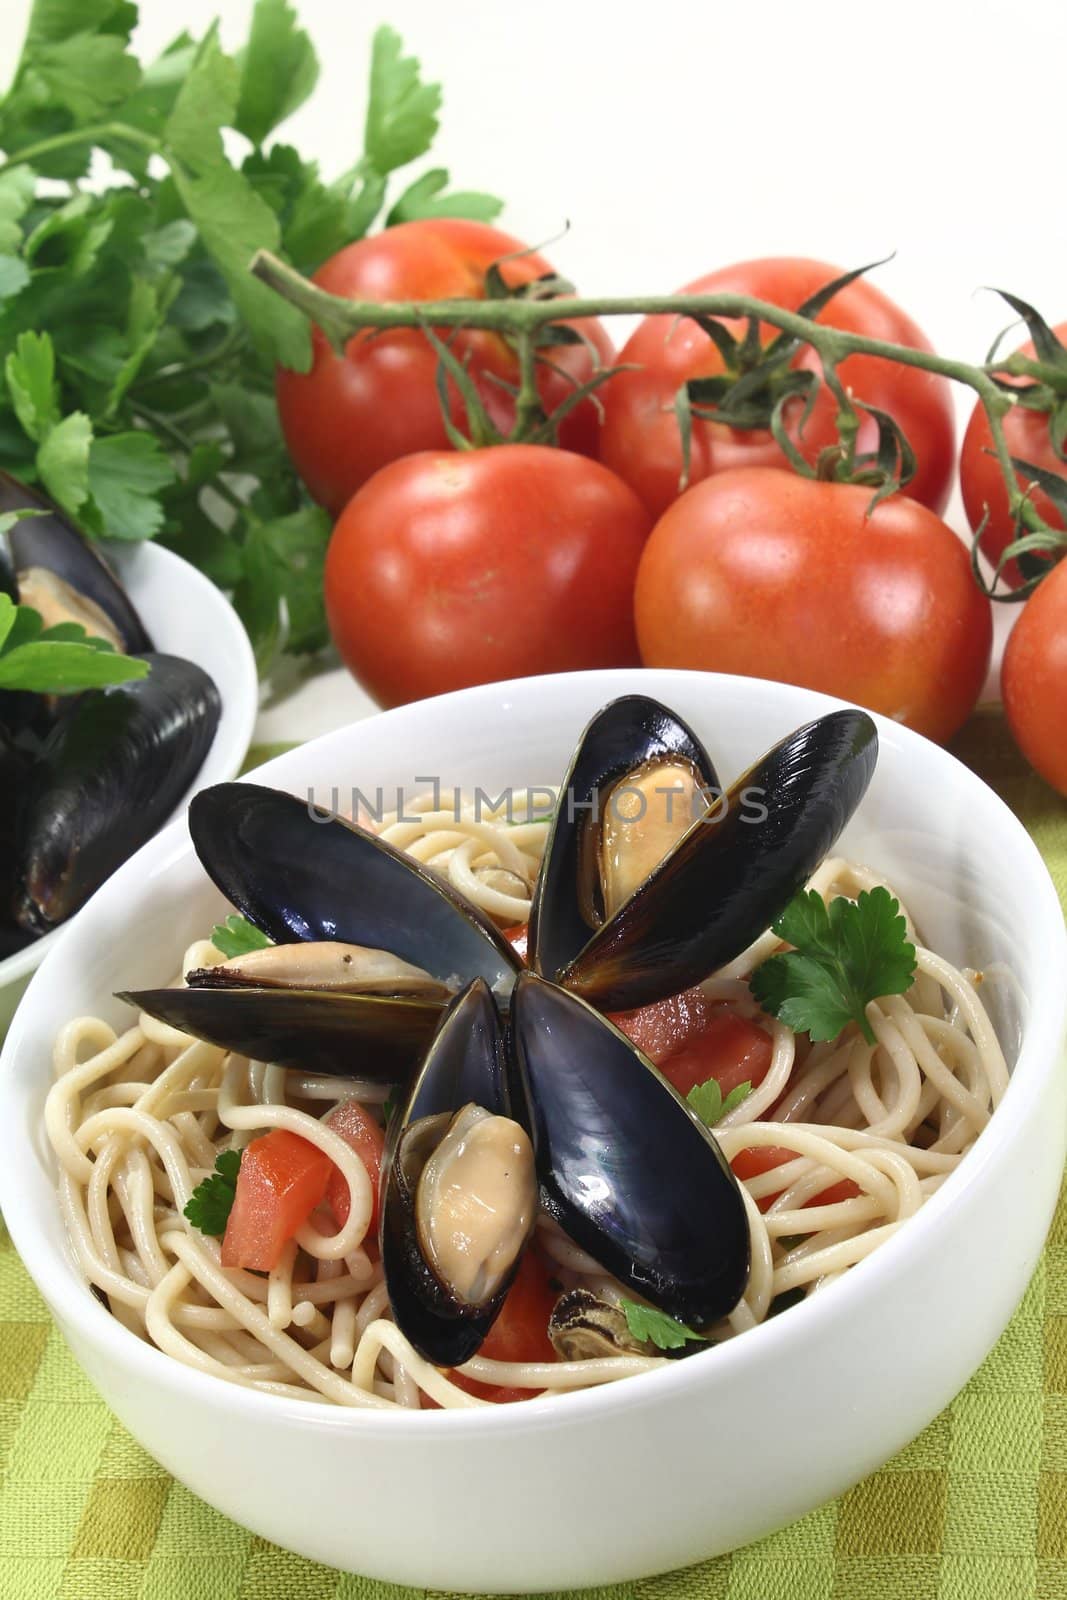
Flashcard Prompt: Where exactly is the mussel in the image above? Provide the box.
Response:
[381,980,537,1365]
[547,1289,652,1360]
[126,785,521,1077]
[0,471,151,654]
[125,942,450,1079]
[123,696,882,1371]
[0,730,32,957]
[532,703,878,1010]
[511,973,749,1327]
[14,654,221,935]
[530,696,719,990]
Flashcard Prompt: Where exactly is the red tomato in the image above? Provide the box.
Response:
[610,984,724,1064]
[730,1145,860,1214]
[635,467,992,744]
[599,258,955,519]
[612,992,772,1091]
[503,924,529,963]
[324,446,651,707]
[325,1099,385,1239]
[426,1253,559,1406]
[657,1012,774,1100]
[221,1130,333,1272]
[1001,558,1067,796]
[960,322,1067,589]
[276,219,613,514]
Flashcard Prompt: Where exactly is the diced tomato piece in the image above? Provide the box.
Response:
[610,983,723,1064]
[221,1130,333,1271]
[423,1252,558,1407]
[325,1099,386,1242]
[730,1144,861,1214]
[658,1011,774,1100]
[504,923,528,964]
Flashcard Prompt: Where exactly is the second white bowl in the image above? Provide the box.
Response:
[0,539,258,1033]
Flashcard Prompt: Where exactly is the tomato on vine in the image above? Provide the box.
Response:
[961,305,1067,590]
[634,468,992,744]
[324,446,651,708]
[597,257,956,520]
[275,219,613,514]
[1001,558,1067,796]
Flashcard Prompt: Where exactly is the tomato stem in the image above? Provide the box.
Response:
[251,249,1056,584]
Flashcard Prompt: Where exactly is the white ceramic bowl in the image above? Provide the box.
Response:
[1,670,1064,1592]
[0,539,258,1034]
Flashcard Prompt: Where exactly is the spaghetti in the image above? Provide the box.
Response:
[46,794,1008,1410]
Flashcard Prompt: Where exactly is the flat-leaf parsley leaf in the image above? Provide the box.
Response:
[619,1299,707,1352]
[184,1149,242,1235]
[211,915,271,959]
[749,886,916,1046]
[686,1078,752,1128]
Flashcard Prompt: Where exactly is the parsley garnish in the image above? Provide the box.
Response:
[184,1149,242,1235]
[0,591,149,694]
[211,915,271,959]
[619,1299,708,1352]
[749,886,917,1046]
[686,1078,752,1127]
[0,4,501,674]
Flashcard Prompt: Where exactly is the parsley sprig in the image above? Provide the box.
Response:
[210,914,271,960]
[620,1299,708,1353]
[0,591,148,694]
[749,886,917,1045]
[184,1149,241,1236]
[686,1077,752,1128]
[0,1,501,673]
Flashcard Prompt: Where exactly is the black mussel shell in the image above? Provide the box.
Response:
[0,471,152,654]
[530,696,719,987]
[119,985,444,1080]
[511,972,750,1328]
[559,709,878,1010]
[382,979,530,1366]
[189,784,520,994]
[13,654,221,934]
[0,723,34,956]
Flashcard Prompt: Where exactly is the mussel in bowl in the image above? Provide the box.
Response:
[0,475,224,954]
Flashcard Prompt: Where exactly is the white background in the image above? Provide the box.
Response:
[4,0,1064,738]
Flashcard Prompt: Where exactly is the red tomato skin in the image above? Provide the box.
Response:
[634,467,992,744]
[503,924,529,963]
[221,1131,333,1272]
[275,219,613,514]
[730,1145,861,1214]
[611,995,773,1095]
[657,1012,774,1100]
[325,1099,385,1238]
[960,322,1067,590]
[1001,558,1067,795]
[324,446,651,708]
[599,258,955,519]
[425,1253,560,1406]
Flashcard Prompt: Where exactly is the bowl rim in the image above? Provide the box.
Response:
[1,667,1064,1439]
[0,538,259,991]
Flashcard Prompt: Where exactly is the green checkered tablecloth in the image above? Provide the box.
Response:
[1,710,1065,1600]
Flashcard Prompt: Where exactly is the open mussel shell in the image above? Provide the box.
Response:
[189,784,520,994]
[0,471,152,654]
[13,654,221,935]
[511,972,749,1329]
[530,695,719,988]
[119,985,445,1080]
[381,979,537,1366]
[558,709,878,1010]
[547,1288,652,1360]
